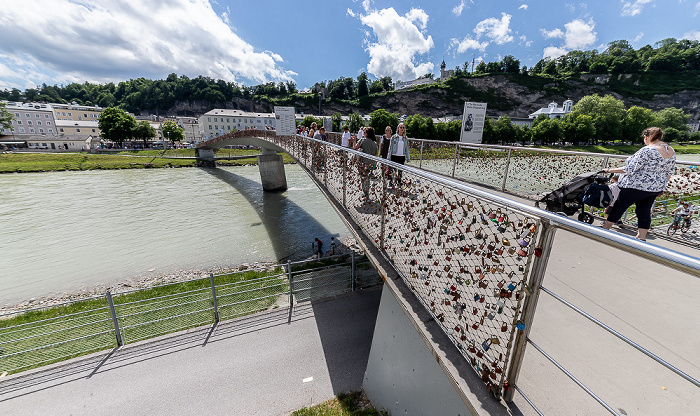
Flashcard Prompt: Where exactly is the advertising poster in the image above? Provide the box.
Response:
[460,102,488,143]
[274,106,296,135]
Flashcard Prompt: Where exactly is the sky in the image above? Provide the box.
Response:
[0,0,699,92]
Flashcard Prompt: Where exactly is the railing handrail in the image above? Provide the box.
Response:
[407,137,700,166]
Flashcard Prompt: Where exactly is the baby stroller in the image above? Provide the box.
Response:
[535,171,612,224]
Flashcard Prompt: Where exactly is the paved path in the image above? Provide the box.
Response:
[0,288,382,416]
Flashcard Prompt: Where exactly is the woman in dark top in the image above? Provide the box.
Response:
[379,126,392,159]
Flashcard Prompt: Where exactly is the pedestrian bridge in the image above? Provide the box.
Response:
[196,130,700,415]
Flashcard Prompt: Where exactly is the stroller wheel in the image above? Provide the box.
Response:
[578,212,595,224]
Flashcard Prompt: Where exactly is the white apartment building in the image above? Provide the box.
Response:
[51,102,103,122]
[198,109,276,139]
[528,100,574,119]
[1,101,57,136]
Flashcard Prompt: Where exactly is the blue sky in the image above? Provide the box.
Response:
[0,0,699,91]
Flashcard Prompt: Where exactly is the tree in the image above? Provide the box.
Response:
[369,80,384,94]
[357,72,369,97]
[301,115,323,128]
[500,55,520,73]
[493,116,517,144]
[331,112,342,132]
[623,106,655,143]
[570,94,625,143]
[531,118,562,145]
[655,107,690,132]
[369,109,399,134]
[562,113,596,145]
[347,113,364,133]
[132,121,156,146]
[161,120,184,145]
[98,107,136,147]
[0,102,13,131]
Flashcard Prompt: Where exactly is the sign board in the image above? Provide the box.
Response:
[274,106,296,135]
[323,117,333,133]
[460,102,487,143]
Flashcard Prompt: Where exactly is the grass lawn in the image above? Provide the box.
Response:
[0,268,287,375]
[292,392,387,416]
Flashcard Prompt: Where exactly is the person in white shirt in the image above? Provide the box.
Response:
[357,127,365,141]
[671,201,694,226]
[341,125,352,148]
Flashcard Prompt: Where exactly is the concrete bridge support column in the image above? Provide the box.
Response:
[257,149,287,192]
[195,148,216,167]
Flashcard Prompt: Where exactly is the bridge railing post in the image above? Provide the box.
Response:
[287,261,294,324]
[501,149,512,192]
[379,162,387,250]
[342,151,347,208]
[451,142,459,178]
[504,220,557,402]
[419,140,424,169]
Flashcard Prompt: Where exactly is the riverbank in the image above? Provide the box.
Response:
[0,235,360,316]
[0,150,297,173]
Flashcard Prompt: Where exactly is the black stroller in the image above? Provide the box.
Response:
[535,171,612,224]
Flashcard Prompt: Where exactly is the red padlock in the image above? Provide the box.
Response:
[534,246,543,258]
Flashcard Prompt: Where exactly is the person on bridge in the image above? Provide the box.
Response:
[354,127,378,200]
[341,125,353,148]
[313,238,323,258]
[388,123,411,187]
[601,127,676,241]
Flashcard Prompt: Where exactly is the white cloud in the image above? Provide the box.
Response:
[633,32,644,42]
[683,30,700,40]
[541,28,565,39]
[0,0,296,89]
[347,8,356,17]
[543,46,568,59]
[360,8,434,81]
[563,19,597,49]
[621,0,653,16]
[405,8,429,31]
[519,35,533,47]
[452,0,473,16]
[474,13,514,44]
[540,19,596,59]
[519,4,528,10]
[450,37,489,53]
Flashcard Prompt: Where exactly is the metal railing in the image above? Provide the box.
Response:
[247,130,700,412]
[0,255,376,375]
[403,139,700,242]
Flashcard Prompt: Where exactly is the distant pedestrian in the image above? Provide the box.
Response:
[388,122,410,186]
[330,237,336,255]
[341,125,352,148]
[313,238,323,258]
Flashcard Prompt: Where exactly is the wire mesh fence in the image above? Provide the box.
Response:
[0,257,373,376]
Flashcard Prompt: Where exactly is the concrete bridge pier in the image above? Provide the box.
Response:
[195,148,216,167]
[257,148,287,192]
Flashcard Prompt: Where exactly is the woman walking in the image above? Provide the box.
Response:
[601,127,676,241]
[388,123,410,187]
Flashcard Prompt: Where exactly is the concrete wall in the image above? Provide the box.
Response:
[363,286,475,416]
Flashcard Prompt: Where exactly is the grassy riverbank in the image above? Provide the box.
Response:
[292,391,387,416]
[0,149,296,173]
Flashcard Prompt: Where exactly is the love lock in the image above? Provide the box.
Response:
[534,246,543,258]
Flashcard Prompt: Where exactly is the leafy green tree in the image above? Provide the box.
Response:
[654,107,690,132]
[132,120,156,146]
[98,107,136,147]
[500,55,520,73]
[331,112,343,132]
[379,76,393,91]
[531,118,562,144]
[161,120,184,145]
[369,80,384,94]
[301,115,323,128]
[623,106,655,143]
[493,115,517,144]
[570,94,625,143]
[357,72,369,97]
[347,113,364,133]
[0,102,13,131]
[562,113,596,145]
[369,109,399,134]
[404,114,424,138]
[481,117,495,144]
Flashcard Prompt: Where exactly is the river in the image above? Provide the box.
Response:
[0,165,350,306]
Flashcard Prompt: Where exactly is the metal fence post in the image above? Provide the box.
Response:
[504,221,557,402]
[451,143,459,177]
[419,140,424,169]
[351,251,356,292]
[501,149,512,192]
[288,261,294,323]
[342,151,347,207]
[602,156,610,171]
[106,291,123,347]
[209,273,220,323]
[379,165,388,250]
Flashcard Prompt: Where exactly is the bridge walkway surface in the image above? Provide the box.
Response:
[0,288,382,416]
